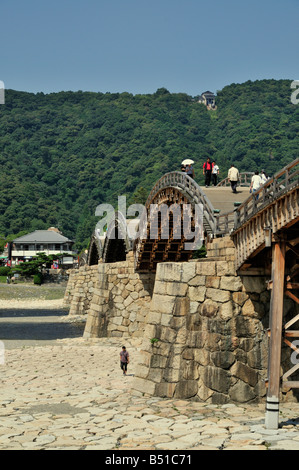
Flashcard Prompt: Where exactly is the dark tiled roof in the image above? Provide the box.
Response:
[13,230,73,243]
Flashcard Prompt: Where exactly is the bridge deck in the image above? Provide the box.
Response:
[88,159,298,274]
[199,186,250,214]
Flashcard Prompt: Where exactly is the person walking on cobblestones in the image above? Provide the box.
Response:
[120,345,129,376]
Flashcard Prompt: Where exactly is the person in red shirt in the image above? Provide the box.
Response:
[203,158,214,187]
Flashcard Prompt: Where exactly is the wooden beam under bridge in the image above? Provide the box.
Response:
[265,239,286,429]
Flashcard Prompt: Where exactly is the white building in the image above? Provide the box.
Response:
[11,227,75,265]
[198,91,216,109]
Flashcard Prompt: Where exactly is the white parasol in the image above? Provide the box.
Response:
[181,159,194,165]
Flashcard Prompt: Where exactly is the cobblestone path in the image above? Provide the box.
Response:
[1,297,299,450]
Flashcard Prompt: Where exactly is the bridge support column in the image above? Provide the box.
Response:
[265,239,286,429]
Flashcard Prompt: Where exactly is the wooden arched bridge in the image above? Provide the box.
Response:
[82,157,298,429]
[85,171,254,269]
[86,158,298,275]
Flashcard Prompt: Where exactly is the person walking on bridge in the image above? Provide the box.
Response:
[228,164,239,193]
[186,163,195,179]
[212,161,219,186]
[203,157,213,187]
[250,171,262,199]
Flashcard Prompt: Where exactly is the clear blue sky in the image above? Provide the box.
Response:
[0,0,298,96]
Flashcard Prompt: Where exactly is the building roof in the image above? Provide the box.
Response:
[202,91,215,97]
[13,230,73,244]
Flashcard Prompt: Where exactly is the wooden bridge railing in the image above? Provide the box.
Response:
[214,159,299,235]
[141,160,299,237]
[233,158,299,231]
[217,172,254,187]
[144,171,218,234]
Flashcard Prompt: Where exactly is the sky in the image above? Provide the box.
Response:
[0,0,298,96]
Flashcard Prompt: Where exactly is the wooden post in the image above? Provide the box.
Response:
[265,239,286,429]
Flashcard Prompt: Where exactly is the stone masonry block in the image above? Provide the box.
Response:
[147,311,162,325]
[166,282,188,297]
[155,383,176,398]
[151,294,176,314]
[133,378,156,395]
[216,260,236,276]
[231,361,258,387]
[173,297,190,317]
[147,368,164,383]
[220,276,242,292]
[196,261,216,276]
[232,291,249,306]
[153,280,167,295]
[218,301,233,320]
[241,276,267,294]
[206,288,231,303]
[189,286,206,302]
[174,380,198,399]
[155,263,182,282]
[201,299,218,317]
[188,275,206,286]
[206,276,220,288]
[180,262,196,282]
[134,364,149,379]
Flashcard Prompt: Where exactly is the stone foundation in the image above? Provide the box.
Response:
[64,254,155,338]
[63,265,99,315]
[133,258,272,403]
[206,236,236,261]
[64,236,298,404]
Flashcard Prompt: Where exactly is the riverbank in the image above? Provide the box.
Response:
[0,283,85,349]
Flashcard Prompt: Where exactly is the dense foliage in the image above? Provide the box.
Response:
[0,79,297,252]
[13,252,72,278]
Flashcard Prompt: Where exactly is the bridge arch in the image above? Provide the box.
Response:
[101,211,133,263]
[133,173,206,271]
[87,230,105,266]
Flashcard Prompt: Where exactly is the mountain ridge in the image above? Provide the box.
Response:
[0,79,297,252]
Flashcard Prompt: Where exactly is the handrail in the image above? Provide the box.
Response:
[217,172,254,187]
[136,158,299,265]
[144,171,218,233]
[93,158,299,269]
[232,158,299,232]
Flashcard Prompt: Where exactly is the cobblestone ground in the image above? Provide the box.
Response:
[1,294,299,450]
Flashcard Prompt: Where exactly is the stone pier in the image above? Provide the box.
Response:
[133,258,269,403]
[64,236,298,404]
[64,254,155,339]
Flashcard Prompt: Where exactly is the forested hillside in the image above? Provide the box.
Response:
[0,79,297,252]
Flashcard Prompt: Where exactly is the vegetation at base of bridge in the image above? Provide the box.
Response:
[0,79,297,253]
[2,252,75,285]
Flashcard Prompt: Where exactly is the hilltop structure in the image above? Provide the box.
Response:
[198,91,216,109]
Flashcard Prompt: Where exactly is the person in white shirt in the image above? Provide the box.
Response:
[212,161,219,186]
[227,164,239,193]
[260,170,269,184]
[250,171,262,199]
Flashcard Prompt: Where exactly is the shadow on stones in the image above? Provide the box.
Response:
[22,403,88,416]
[280,417,299,427]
